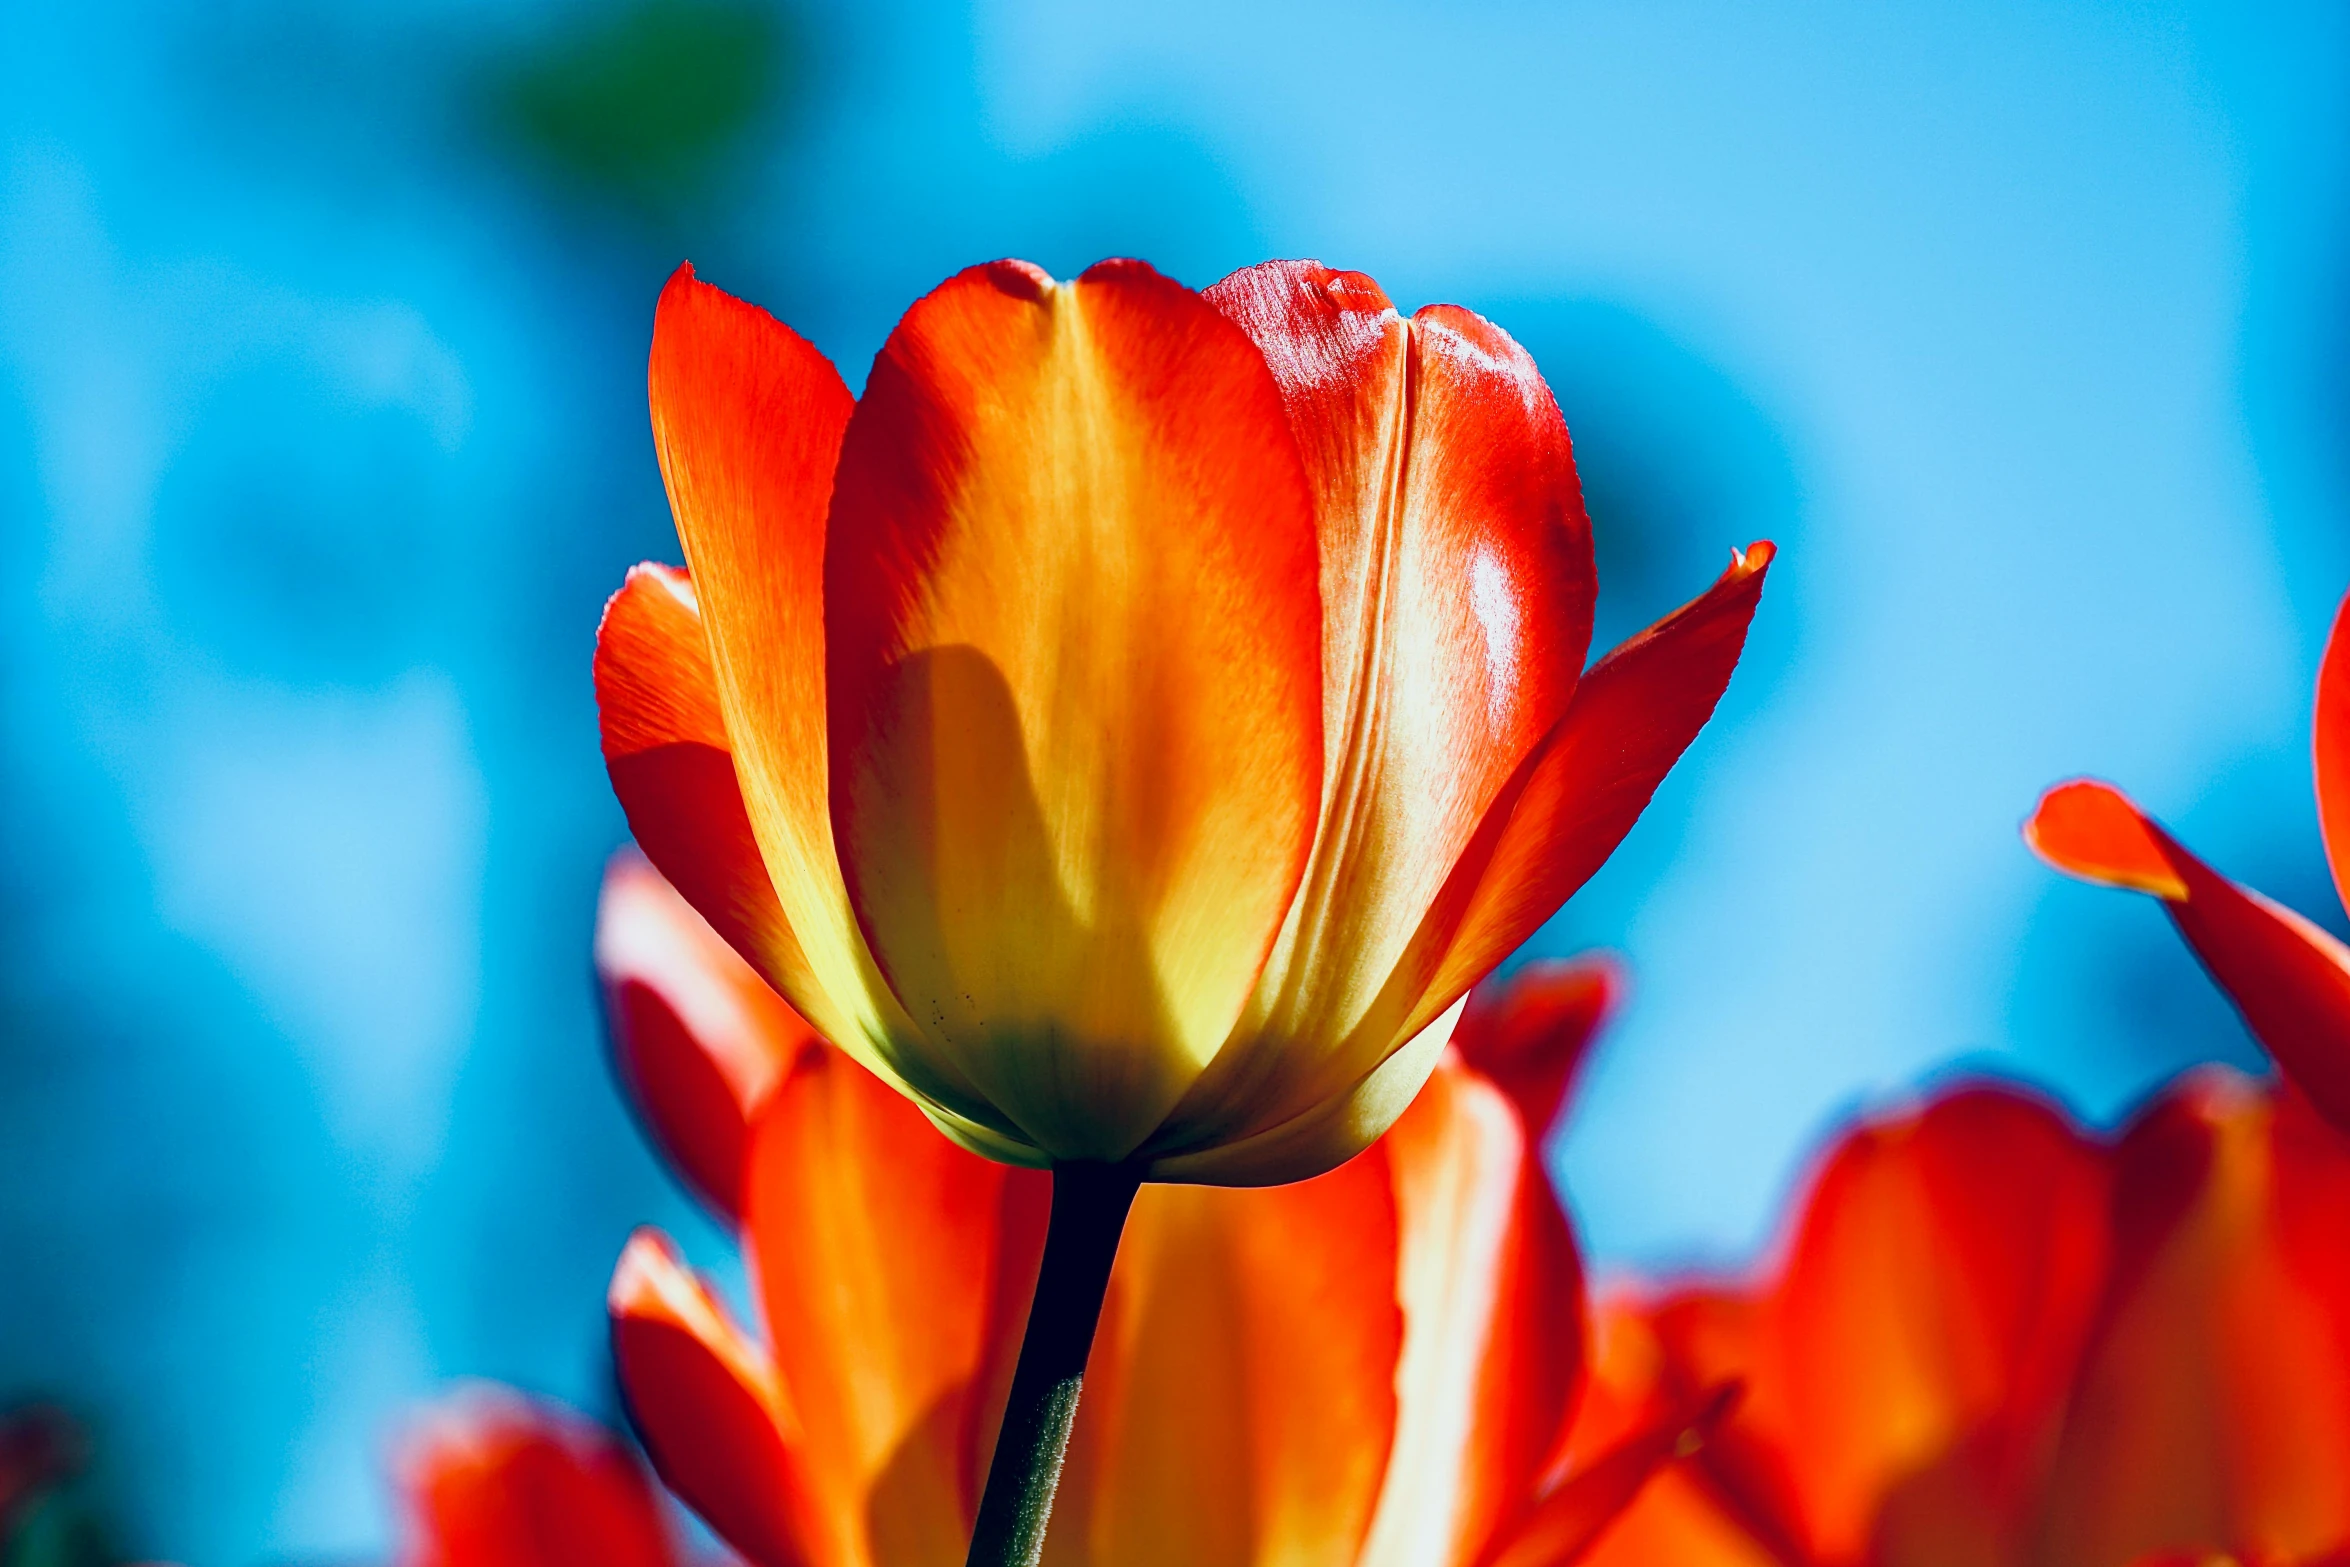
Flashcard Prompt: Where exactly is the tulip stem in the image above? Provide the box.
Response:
[964,1160,1144,1567]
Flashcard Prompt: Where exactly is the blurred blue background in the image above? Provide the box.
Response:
[2,0,2346,1558]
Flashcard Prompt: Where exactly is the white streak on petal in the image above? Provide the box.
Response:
[1469,545,1520,728]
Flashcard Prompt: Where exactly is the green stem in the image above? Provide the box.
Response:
[964,1160,1143,1567]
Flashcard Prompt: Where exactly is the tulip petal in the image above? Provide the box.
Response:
[1658,1086,2112,1565]
[1173,261,1593,1155]
[1053,1146,1403,1567]
[1557,1469,1778,1567]
[595,562,1018,1155]
[1142,994,1464,1187]
[648,266,934,1103]
[1557,1303,1781,1567]
[2317,589,2350,915]
[1451,955,1622,1141]
[597,852,817,1220]
[2027,779,2350,1135]
[1358,1053,1587,1567]
[596,563,820,1014]
[608,1230,813,1567]
[1482,1386,1739,1567]
[2025,778,2189,898]
[1399,544,1772,1040]
[395,1386,678,1567]
[824,258,1324,1160]
[2038,1070,2350,1567]
[743,1041,1041,1567]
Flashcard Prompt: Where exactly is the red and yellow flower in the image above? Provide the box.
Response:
[597,256,1769,1183]
[2026,586,2350,1135]
[592,855,1721,1567]
[393,1384,694,1567]
[1564,1070,2350,1567]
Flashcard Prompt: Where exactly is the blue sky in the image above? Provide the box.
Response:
[3,1,2347,1558]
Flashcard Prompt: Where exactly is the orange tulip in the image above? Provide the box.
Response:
[2024,586,2350,1136]
[597,255,1770,1184]
[393,1384,691,1567]
[592,856,1721,1567]
[1565,1070,2350,1567]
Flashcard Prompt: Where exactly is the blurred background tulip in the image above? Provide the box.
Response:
[1571,1069,2350,1567]
[391,1385,693,1567]
[7,1,2350,1561]
[594,855,1715,1567]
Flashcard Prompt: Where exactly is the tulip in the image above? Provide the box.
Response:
[1563,1070,2350,1567]
[593,856,1725,1567]
[596,255,1770,1185]
[2025,585,2350,1135]
[394,1384,691,1567]
[599,255,1768,1561]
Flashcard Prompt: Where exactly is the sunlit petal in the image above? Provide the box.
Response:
[1397,544,1772,1041]
[648,265,937,1107]
[1142,996,1463,1186]
[1169,261,1593,1158]
[824,258,1324,1161]
[595,556,1023,1157]
[595,563,817,1018]
[1054,1142,1401,1567]
[744,1041,1048,1567]
[1358,1054,1585,1567]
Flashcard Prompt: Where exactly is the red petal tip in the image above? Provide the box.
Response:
[607,1227,683,1315]
[981,258,1055,298]
[2024,778,2190,900]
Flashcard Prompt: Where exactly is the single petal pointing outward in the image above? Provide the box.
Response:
[2028,779,2350,1136]
[2024,778,2188,899]
[824,258,1326,1162]
[1402,543,1774,1041]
